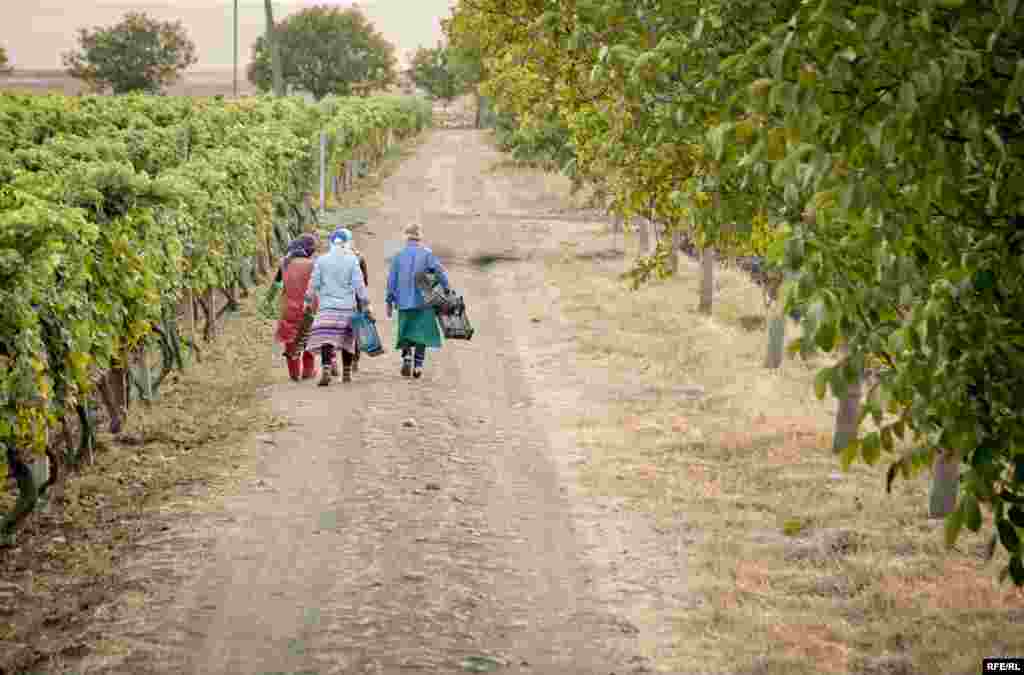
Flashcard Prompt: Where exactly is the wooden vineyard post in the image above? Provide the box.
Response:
[188,289,201,364]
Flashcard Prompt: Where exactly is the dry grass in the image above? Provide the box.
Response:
[544,234,1023,674]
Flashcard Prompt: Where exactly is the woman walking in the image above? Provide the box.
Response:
[274,233,320,382]
[329,244,371,377]
[385,223,449,379]
[304,227,374,386]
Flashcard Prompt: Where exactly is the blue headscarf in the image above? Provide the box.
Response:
[329,227,352,247]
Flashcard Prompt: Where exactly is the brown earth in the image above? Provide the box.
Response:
[31,129,692,675]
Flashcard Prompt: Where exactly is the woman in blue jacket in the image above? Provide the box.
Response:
[386,223,449,379]
[304,227,373,385]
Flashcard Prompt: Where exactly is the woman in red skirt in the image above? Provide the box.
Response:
[274,233,320,381]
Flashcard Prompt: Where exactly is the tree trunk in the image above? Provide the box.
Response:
[98,367,126,434]
[264,0,285,97]
[699,247,715,314]
[2,446,37,536]
[475,92,483,129]
[764,307,786,369]
[831,345,862,453]
[637,217,651,257]
[669,229,682,275]
[929,448,960,518]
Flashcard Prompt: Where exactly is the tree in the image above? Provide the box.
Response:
[247,6,397,100]
[0,45,12,74]
[448,0,1024,589]
[409,44,462,107]
[63,12,197,94]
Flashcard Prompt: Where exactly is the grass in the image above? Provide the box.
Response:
[542,230,1023,674]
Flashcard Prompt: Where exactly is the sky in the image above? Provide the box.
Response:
[3,0,458,70]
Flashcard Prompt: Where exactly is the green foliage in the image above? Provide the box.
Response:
[0,92,430,475]
[247,5,398,100]
[408,44,463,104]
[62,11,197,94]
[448,0,1024,586]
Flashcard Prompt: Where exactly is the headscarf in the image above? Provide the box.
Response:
[329,227,353,246]
[403,222,422,240]
[282,233,318,271]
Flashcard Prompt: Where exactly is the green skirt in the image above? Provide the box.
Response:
[396,307,442,349]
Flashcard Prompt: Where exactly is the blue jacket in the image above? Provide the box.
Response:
[305,245,369,311]
[386,241,449,311]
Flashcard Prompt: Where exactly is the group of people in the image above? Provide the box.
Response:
[273,222,451,386]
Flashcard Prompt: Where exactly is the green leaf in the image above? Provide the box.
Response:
[1009,504,1024,528]
[861,432,881,465]
[945,502,965,549]
[1009,553,1024,586]
[814,366,831,400]
[815,319,838,352]
[998,517,1021,554]
[965,493,983,532]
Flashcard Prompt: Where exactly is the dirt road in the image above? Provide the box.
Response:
[58,130,691,675]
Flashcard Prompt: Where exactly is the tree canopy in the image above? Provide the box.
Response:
[408,44,462,105]
[62,12,197,94]
[446,0,1024,586]
[247,5,397,100]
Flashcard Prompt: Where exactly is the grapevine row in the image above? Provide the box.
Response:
[0,92,432,534]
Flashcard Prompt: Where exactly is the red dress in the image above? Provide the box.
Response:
[274,256,316,352]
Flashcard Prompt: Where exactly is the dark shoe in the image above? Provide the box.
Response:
[342,368,352,383]
[413,368,423,379]
[318,369,331,387]
[401,362,412,377]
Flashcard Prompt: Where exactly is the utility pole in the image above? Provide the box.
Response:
[233,0,238,97]
[264,0,285,96]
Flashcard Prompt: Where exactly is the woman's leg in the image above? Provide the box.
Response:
[301,351,317,379]
[319,344,335,386]
[400,345,412,377]
[285,342,300,381]
[412,345,426,379]
[341,349,354,383]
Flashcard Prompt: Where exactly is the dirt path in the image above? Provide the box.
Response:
[57,130,691,675]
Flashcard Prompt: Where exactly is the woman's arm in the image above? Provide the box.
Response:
[386,255,399,307]
[352,259,370,306]
[305,259,322,306]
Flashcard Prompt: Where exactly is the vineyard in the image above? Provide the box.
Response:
[446,0,1024,586]
[0,92,431,538]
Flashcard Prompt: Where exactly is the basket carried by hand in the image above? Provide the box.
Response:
[437,294,475,340]
[415,270,459,314]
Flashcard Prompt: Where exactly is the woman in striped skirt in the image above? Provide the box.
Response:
[304,227,374,385]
